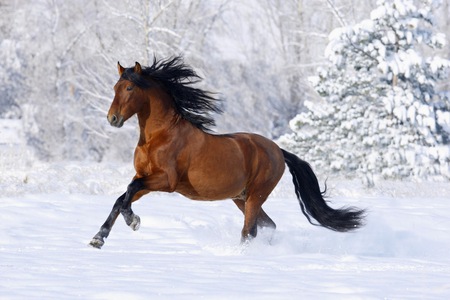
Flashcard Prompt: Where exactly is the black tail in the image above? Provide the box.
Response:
[281,149,365,232]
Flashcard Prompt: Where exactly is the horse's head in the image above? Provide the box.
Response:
[107,62,147,128]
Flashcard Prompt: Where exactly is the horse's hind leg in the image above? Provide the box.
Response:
[257,209,276,229]
[238,165,283,242]
[233,199,276,229]
[240,195,267,242]
[90,192,125,249]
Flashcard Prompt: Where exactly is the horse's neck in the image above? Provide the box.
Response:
[136,99,178,145]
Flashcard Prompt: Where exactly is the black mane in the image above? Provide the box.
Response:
[120,56,222,131]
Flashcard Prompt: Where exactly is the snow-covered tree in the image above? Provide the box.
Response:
[279,0,450,184]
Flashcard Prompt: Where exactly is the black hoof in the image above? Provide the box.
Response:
[129,214,141,231]
[89,237,104,249]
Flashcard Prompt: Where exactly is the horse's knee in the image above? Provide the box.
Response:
[127,178,145,195]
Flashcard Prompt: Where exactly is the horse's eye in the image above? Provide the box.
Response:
[126,86,134,91]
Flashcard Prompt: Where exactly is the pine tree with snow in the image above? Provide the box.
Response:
[279,0,450,185]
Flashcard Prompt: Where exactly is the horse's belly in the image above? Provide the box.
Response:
[175,173,246,201]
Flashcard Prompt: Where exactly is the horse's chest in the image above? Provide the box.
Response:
[133,146,157,176]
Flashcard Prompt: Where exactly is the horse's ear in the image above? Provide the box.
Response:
[118,61,125,76]
[134,62,142,75]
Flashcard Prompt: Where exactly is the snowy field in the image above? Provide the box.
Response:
[1,158,450,299]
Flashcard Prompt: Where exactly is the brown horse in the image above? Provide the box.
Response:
[89,56,365,249]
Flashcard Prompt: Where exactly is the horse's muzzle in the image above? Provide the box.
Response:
[108,114,124,128]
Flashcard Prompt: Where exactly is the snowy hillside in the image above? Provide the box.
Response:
[1,159,450,299]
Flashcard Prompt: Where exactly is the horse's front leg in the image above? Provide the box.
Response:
[120,178,148,231]
[119,171,177,229]
[89,193,125,249]
[90,171,174,249]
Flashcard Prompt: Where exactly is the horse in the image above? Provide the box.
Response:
[89,56,365,249]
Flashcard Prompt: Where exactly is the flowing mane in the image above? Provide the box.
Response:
[120,56,222,131]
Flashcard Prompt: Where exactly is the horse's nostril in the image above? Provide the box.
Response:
[109,114,117,124]
[108,114,124,127]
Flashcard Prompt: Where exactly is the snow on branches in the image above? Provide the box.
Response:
[279,0,450,185]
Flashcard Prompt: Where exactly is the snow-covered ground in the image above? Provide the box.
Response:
[1,158,450,299]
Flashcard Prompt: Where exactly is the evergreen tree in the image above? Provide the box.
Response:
[279,0,450,185]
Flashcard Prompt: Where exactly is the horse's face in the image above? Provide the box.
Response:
[107,62,146,128]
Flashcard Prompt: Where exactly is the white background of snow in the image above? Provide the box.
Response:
[1,153,450,299]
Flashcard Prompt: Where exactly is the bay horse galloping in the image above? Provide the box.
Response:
[89,56,365,249]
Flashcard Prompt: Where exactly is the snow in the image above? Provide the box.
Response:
[0,119,24,145]
[1,158,450,299]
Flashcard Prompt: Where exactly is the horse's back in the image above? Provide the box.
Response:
[209,132,285,174]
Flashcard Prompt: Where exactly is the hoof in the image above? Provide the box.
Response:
[89,237,104,249]
[240,235,254,245]
[130,215,141,231]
